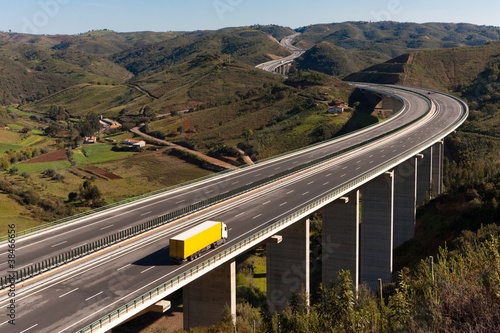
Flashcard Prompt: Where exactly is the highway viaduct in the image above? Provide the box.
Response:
[0,83,468,333]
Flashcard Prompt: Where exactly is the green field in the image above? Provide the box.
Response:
[0,143,22,153]
[76,144,136,165]
[16,161,72,173]
[0,131,47,152]
[8,107,34,116]
[6,124,23,130]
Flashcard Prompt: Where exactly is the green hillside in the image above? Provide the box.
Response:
[0,30,181,55]
[23,83,147,117]
[128,56,354,158]
[294,22,500,78]
[294,41,383,78]
[0,42,132,105]
[113,28,292,75]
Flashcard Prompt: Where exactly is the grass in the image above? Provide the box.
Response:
[76,143,135,165]
[8,107,34,116]
[0,143,22,153]
[18,134,43,147]
[16,161,72,173]
[252,252,267,293]
[0,130,19,143]
[0,194,39,236]
[24,84,145,117]
[91,151,213,202]
[0,132,45,152]
[7,124,23,130]
[32,149,214,204]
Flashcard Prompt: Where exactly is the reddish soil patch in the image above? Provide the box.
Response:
[23,150,67,163]
[84,166,122,180]
[56,130,72,136]
[76,169,107,181]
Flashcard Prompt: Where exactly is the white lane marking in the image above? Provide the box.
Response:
[326,173,332,177]
[263,201,271,205]
[370,160,374,164]
[253,214,262,219]
[59,288,79,298]
[254,174,262,177]
[341,174,346,178]
[20,324,38,333]
[71,243,86,250]
[85,291,103,301]
[141,266,156,274]
[232,181,240,185]
[323,182,330,186]
[302,191,309,196]
[342,166,347,170]
[100,225,114,231]
[140,211,152,216]
[279,202,287,207]
[235,212,245,218]
[51,241,67,248]
[275,167,281,170]
[382,155,386,158]
[356,160,361,164]
[206,190,214,194]
[117,264,131,271]
[307,181,314,185]
[176,200,185,204]
[287,190,294,194]
[369,155,374,158]
[356,167,361,170]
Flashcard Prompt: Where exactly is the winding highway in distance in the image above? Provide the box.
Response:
[0,33,468,333]
[255,32,305,72]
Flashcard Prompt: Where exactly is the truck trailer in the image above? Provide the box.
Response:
[169,221,228,263]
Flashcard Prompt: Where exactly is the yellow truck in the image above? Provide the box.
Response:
[169,221,228,263]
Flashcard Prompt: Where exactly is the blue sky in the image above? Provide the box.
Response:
[1,0,499,35]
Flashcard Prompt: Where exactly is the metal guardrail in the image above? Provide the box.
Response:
[75,92,468,333]
[0,87,428,289]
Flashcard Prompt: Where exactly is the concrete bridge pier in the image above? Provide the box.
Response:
[417,147,433,204]
[322,191,360,290]
[393,157,418,248]
[266,218,310,313]
[183,261,236,329]
[360,172,394,289]
[432,141,444,195]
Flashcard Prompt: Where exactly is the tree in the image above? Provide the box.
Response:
[68,192,79,202]
[0,156,10,171]
[44,124,60,137]
[79,112,101,137]
[79,180,101,203]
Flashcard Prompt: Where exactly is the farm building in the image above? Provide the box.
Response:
[123,139,146,148]
[84,136,97,144]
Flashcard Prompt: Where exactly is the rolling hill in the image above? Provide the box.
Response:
[294,22,500,78]
[113,28,293,75]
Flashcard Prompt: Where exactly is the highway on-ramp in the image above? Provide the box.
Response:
[0,85,468,332]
